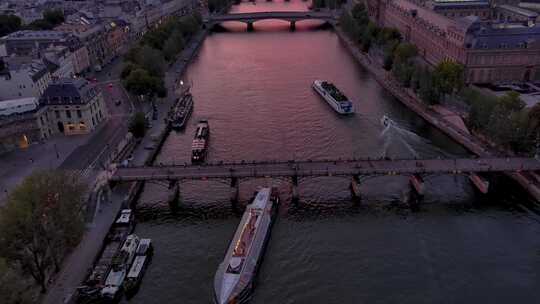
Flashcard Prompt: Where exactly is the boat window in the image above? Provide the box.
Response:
[137,244,148,255]
[226,257,243,274]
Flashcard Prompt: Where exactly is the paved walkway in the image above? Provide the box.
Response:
[41,186,126,304]
[0,134,91,204]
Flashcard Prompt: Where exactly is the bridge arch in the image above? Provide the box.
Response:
[206,11,336,31]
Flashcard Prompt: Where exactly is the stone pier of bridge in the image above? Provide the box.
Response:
[230,176,240,204]
[350,175,361,201]
[291,174,300,203]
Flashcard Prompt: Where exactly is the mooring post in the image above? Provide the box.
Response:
[469,173,489,195]
[247,22,254,32]
[291,174,299,203]
[350,174,361,202]
[407,174,424,211]
[290,21,296,31]
[230,176,239,205]
[168,180,180,212]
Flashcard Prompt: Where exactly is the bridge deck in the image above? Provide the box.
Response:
[111,158,540,181]
[207,11,335,22]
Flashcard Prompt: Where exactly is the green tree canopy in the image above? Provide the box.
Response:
[136,45,166,77]
[0,258,34,304]
[498,91,525,112]
[393,43,417,63]
[0,14,22,37]
[43,9,64,26]
[124,68,166,98]
[25,19,54,30]
[0,171,86,293]
[129,112,147,138]
[433,60,464,96]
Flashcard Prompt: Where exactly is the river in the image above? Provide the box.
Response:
[124,2,540,303]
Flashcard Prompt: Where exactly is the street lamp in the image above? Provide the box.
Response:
[54,143,60,159]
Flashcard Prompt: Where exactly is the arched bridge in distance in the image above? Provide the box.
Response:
[204,11,338,31]
[110,157,540,204]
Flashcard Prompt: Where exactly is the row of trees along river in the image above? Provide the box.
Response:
[341,3,540,154]
[0,171,87,303]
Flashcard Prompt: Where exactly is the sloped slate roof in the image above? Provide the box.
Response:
[40,78,98,105]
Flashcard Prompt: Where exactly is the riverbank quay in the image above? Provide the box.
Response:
[334,26,540,202]
[41,27,210,304]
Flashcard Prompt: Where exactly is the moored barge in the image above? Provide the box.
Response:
[168,92,193,131]
[191,120,210,163]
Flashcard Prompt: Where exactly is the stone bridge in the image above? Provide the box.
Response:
[205,11,337,31]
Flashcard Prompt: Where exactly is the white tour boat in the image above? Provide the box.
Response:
[214,188,280,304]
[312,80,355,114]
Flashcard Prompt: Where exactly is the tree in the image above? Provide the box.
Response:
[25,19,54,30]
[124,68,156,96]
[136,45,166,77]
[410,66,421,92]
[163,32,185,62]
[312,0,326,8]
[43,9,64,26]
[0,259,33,304]
[498,91,525,112]
[0,14,22,37]
[418,67,438,105]
[351,3,366,18]
[121,63,138,79]
[177,15,200,37]
[351,3,369,26]
[124,45,142,63]
[124,68,166,98]
[432,60,464,97]
[129,112,147,138]
[0,171,86,293]
[527,103,540,133]
[463,88,497,130]
[393,43,417,64]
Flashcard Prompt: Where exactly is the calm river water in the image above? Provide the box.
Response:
[125,2,540,303]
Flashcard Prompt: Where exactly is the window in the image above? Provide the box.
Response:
[66,110,71,118]
[77,110,82,118]
[55,110,60,119]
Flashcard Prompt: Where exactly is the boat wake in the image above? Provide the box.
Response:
[379,115,450,159]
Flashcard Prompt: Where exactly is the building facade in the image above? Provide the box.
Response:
[0,60,52,100]
[1,31,81,58]
[366,0,540,83]
[39,78,108,135]
[0,97,47,153]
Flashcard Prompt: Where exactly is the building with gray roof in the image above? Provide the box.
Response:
[39,78,108,135]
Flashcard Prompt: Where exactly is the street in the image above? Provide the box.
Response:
[59,81,132,172]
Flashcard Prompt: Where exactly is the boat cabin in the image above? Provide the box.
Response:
[115,209,133,226]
